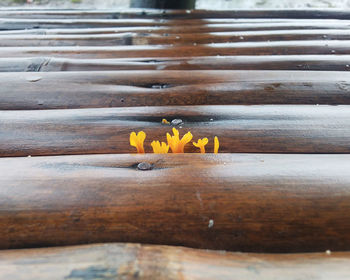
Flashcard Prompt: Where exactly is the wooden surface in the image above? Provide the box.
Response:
[3,55,350,72]
[3,29,350,47]
[1,41,350,58]
[1,7,350,275]
[0,243,350,280]
[3,9,350,20]
[0,105,349,156]
[1,71,350,109]
[0,153,350,252]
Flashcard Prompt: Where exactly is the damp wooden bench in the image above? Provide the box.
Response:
[1,8,350,280]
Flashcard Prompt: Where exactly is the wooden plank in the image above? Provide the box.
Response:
[1,29,350,47]
[0,153,349,252]
[0,71,350,108]
[0,243,350,279]
[0,105,349,156]
[2,9,350,20]
[2,19,350,31]
[0,41,349,58]
[2,55,350,72]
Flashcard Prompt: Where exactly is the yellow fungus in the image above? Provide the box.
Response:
[130,131,146,154]
[193,138,208,153]
[166,127,193,153]
[151,141,169,154]
[214,136,219,154]
[162,118,170,125]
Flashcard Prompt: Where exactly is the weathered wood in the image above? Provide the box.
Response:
[1,29,350,47]
[2,19,350,31]
[2,55,350,72]
[0,153,349,252]
[2,9,350,20]
[1,243,350,279]
[1,71,350,108]
[0,105,349,157]
[0,41,348,58]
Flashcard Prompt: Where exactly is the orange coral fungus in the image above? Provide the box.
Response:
[214,136,219,154]
[130,131,146,153]
[193,138,208,153]
[162,118,170,125]
[151,141,169,154]
[166,128,193,153]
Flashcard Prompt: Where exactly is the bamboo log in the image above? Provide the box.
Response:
[0,243,349,279]
[2,55,350,72]
[0,153,349,252]
[0,105,349,157]
[0,71,350,108]
[0,41,348,58]
[1,9,350,20]
[1,29,350,46]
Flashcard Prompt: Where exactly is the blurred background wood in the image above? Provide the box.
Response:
[1,71,350,109]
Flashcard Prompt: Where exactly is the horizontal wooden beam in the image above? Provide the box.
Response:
[0,243,349,279]
[1,29,350,46]
[2,20,350,32]
[2,55,350,72]
[0,41,348,58]
[2,9,350,20]
[0,71,350,109]
[0,153,350,252]
[0,105,349,156]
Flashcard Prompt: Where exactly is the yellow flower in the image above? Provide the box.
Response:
[151,141,169,154]
[162,118,170,125]
[166,127,193,153]
[130,131,146,153]
[214,136,219,154]
[193,138,208,153]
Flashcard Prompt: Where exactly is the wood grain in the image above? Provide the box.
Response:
[0,41,349,58]
[1,71,350,109]
[0,105,349,156]
[2,9,350,20]
[0,153,350,252]
[2,55,350,72]
[1,29,350,47]
[0,243,350,279]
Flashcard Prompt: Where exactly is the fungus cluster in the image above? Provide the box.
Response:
[130,128,219,154]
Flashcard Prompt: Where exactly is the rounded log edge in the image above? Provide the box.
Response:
[0,153,350,252]
[0,243,349,280]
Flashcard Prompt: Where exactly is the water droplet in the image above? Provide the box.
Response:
[208,219,214,228]
[239,36,244,40]
[171,119,183,126]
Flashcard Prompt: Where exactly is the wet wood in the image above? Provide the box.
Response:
[0,105,349,157]
[3,20,350,32]
[0,41,348,58]
[0,243,350,279]
[2,55,350,72]
[1,71,350,108]
[2,9,350,20]
[1,29,350,47]
[0,153,349,252]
